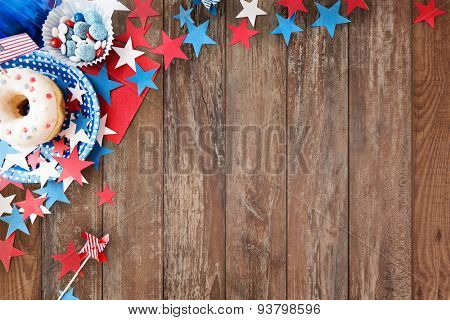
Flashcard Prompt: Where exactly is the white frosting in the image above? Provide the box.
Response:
[0,68,62,148]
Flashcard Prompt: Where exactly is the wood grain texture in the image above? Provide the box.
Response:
[225,0,287,299]
[412,1,450,300]
[349,1,412,299]
[287,0,348,299]
[102,0,164,299]
[163,1,226,299]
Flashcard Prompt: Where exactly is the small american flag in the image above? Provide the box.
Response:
[202,0,221,10]
[79,232,110,262]
[0,33,39,64]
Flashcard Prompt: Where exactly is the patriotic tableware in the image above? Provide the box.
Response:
[0,34,39,64]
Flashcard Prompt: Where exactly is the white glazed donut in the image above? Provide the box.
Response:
[0,68,65,148]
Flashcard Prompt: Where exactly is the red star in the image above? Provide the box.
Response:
[0,234,25,271]
[51,139,70,156]
[0,178,23,191]
[27,149,44,170]
[55,147,94,185]
[228,19,260,49]
[66,95,81,114]
[16,189,46,221]
[97,183,117,206]
[116,19,152,49]
[52,240,84,280]
[276,0,307,17]
[344,0,369,15]
[414,0,446,28]
[128,0,159,27]
[151,31,188,70]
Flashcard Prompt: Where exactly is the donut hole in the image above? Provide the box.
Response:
[15,95,30,117]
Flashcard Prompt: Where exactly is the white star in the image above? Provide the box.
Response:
[0,193,15,216]
[31,160,60,187]
[91,0,130,17]
[19,195,51,224]
[70,130,91,149]
[68,82,86,103]
[236,0,267,27]
[97,114,117,146]
[63,175,89,192]
[1,146,35,172]
[112,38,144,71]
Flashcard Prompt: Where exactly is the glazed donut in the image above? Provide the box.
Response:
[0,68,65,148]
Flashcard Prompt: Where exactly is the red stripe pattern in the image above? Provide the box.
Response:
[79,232,110,262]
[0,33,39,63]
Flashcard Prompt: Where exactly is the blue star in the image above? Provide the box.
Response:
[209,6,217,16]
[73,114,91,134]
[0,205,29,238]
[0,141,18,165]
[87,141,113,170]
[272,13,303,45]
[311,0,350,38]
[184,21,217,58]
[52,75,71,97]
[35,180,70,209]
[125,65,158,96]
[173,5,194,28]
[192,0,202,4]
[59,287,79,300]
[85,63,123,106]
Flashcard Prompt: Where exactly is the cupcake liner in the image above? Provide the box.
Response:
[42,0,114,68]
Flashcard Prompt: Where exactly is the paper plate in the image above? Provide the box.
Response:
[0,50,100,184]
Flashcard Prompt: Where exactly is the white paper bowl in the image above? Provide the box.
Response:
[42,0,114,67]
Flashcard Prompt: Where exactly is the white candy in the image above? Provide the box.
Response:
[52,27,59,38]
[72,35,82,43]
[94,41,102,50]
[86,38,95,46]
[59,33,67,43]
[59,16,70,24]
[61,44,67,55]
[58,23,68,34]
[101,40,107,49]
[69,56,81,62]
[76,40,86,47]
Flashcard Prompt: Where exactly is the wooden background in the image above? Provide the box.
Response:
[0,0,449,299]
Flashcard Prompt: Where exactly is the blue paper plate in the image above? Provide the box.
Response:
[0,50,100,184]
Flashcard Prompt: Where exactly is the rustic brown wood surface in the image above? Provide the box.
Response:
[0,0,448,300]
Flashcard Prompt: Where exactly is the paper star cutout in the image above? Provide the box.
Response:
[35,180,70,208]
[0,193,15,216]
[79,233,109,262]
[59,119,91,149]
[85,63,123,106]
[414,0,446,28]
[66,96,81,114]
[59,287,79,300]
[126,64,158,95]
[27,149,44,169]
[0,205,29,238]
[128,0,159,26]
[68,82,86,103]
[0,234,24,272]
[151,31,188,70]
[31,159,60,187]
[276,0,307,18]
[236,0,267,27]
[173,5,194,28]
[91,0,130,17]
[21,195,51,224]
[115,19,152,49]
[311,0,351,38]
[272,13,303,45]
[16,189,46,221]
[62,174,89,192]
[228,19,260,49]
[51,139,70,157]
[55,147,93,185]
[0,141,18,165]
[87,141,113,170]
[344,0,369,15]
[112,38,145,72]
[184,20,217,58]
[97,183,117,206]
[0,178,23,191]
[52,240,84,280]
[97,115,117,146]
[73,114,91,134]
[1,147,35,172]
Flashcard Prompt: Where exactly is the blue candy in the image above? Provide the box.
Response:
[84,10,102,25]
[66,27,74,39]
[66,40,76,56]
[73,22,90,39]
[74,13,85,22]
[75,43,96,61]
[89,23,108,41]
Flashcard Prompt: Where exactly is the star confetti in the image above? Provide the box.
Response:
[0,178,23,192]
[27,149,44,169]
[52,240,84,280]
[115,19,152,49]
[184,21,217,58]
[112,38,145,72]
[16,189,46,221]
[66,96,81,114]
[0,140,18,166]
[344,0,369,15]
[173,5,194,28]
[272,13,303,45]
[311,0,351,38]
[21,195,51,224]
[68,82,86,103]
[34,180,70,208]
[128,0,159,26]
[0,234,24,272]
[1,148,33,172]
[85,63,123,106]
[55,147,94,185]
[51,139,70,157]
[0,193,15,216]
[126,64,158,95]
[0,205,29,238]
[97,114,117,146]
[59,287,79,300]
[236,0,267,27]
[87,141,113,170]
[228,19,260,49]
[414,0,446,28]
[91,0,130,17]
[32,159,60,187]
[151,31,188,70]
[73,114,91,134]
[97,183,117,207]
[276,0,308,18]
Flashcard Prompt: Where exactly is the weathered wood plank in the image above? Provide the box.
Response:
[102,0,164,299]
[163,1,226,299]
[225,0,287,299]
[349,1,412,299]
[412,1,449,300]
[287,0,348,299]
